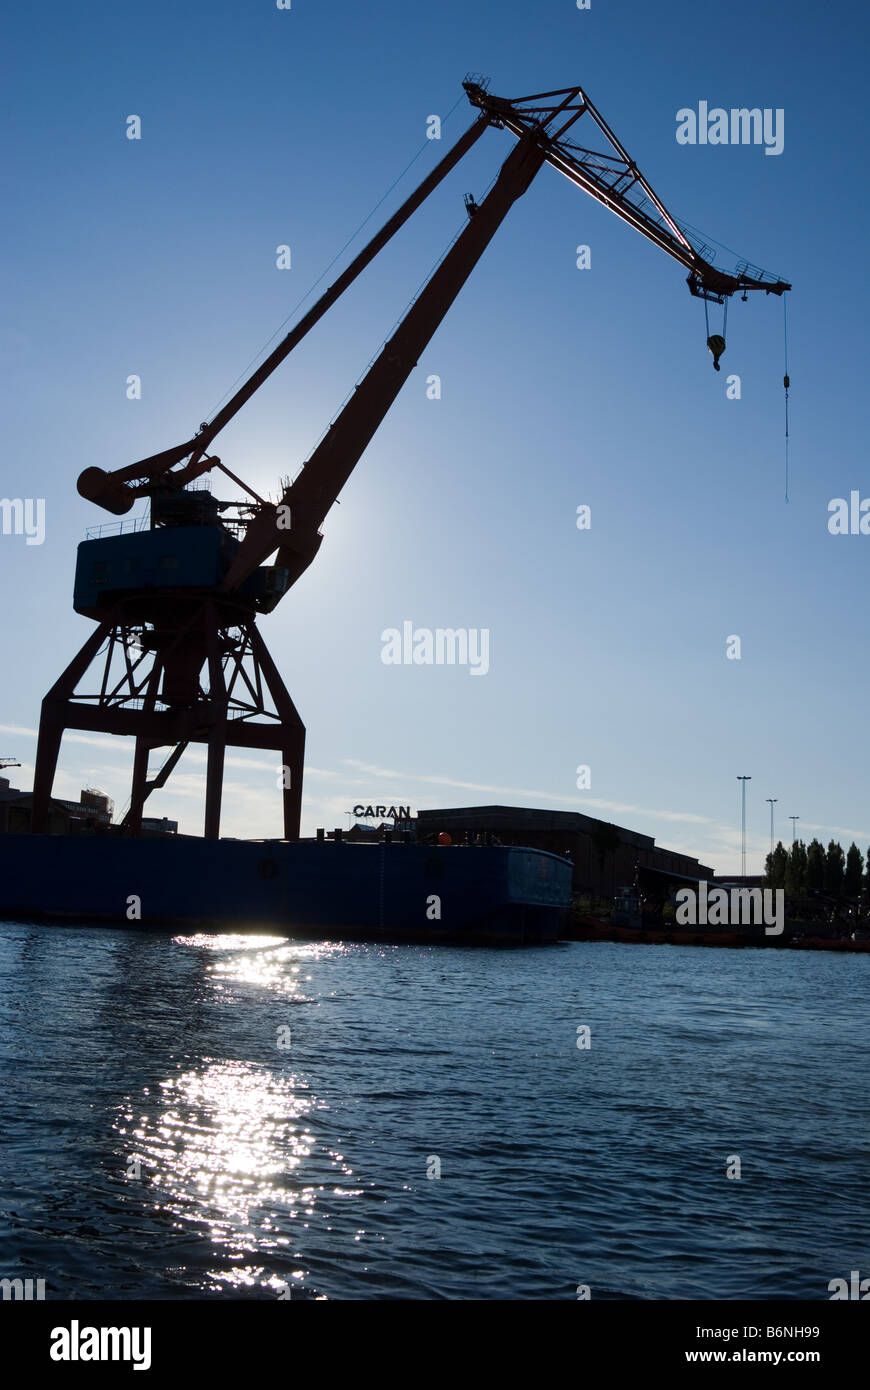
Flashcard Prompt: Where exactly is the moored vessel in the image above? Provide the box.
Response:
[0,833,571,944]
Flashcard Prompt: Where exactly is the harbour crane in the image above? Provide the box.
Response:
[30,78,790,841]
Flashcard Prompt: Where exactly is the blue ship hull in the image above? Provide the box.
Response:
[0,835,571,943]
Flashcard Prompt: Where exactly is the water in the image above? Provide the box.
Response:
[1,922,867,1300]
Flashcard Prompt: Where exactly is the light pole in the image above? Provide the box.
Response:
[789,815,799,844]
[738,776,751,877]
[766,798,778,854]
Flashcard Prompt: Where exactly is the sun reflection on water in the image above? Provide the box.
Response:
[113,935,358,1296]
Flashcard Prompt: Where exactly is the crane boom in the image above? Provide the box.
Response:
[77,76,791,588]
[217,80,790,594]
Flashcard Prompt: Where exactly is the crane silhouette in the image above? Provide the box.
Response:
[31,78,789,841]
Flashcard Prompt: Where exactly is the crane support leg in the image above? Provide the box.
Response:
[30,602,306,841]
[31,617,115,833]
[125,650,165,836]
[30,716,64,836]
[205,736,226,841]
[120,741,189,829]
[127,738,152,837]
[204,610,227,841]
[247,622,305,841]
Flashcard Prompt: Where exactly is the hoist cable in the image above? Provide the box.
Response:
[778,290,783,503]
[204,92,468,421]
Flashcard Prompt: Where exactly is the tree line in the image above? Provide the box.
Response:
[763,838,866,899]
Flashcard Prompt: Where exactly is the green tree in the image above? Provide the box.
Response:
[806,839,826,891]
[785,840,807,895]
[844,843,864,899]
[824,840,845,897]
[765,842,788,890]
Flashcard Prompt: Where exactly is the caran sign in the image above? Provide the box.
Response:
[352,805,412,820]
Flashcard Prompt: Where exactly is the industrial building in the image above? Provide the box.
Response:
[0,776,178,837]
[0,776,114,835]
[415,805,714,900]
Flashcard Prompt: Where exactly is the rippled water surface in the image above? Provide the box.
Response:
[1,923,867,1299]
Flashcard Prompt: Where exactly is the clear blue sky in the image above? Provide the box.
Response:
[2,0,868,873]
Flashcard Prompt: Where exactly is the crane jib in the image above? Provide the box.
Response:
[76,77,791,570]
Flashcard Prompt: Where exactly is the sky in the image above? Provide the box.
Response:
[2,0,868,874]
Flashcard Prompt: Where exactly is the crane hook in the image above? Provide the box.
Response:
[704,297,727,370]
[707,334,726,371]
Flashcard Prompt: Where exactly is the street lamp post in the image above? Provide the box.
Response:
[766,798,778,854]
[738,776,752,877]
[789,815,799,844]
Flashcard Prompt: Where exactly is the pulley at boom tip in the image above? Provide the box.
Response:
[463,78,790,307]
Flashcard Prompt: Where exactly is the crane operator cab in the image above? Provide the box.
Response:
[73,484,291,619]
